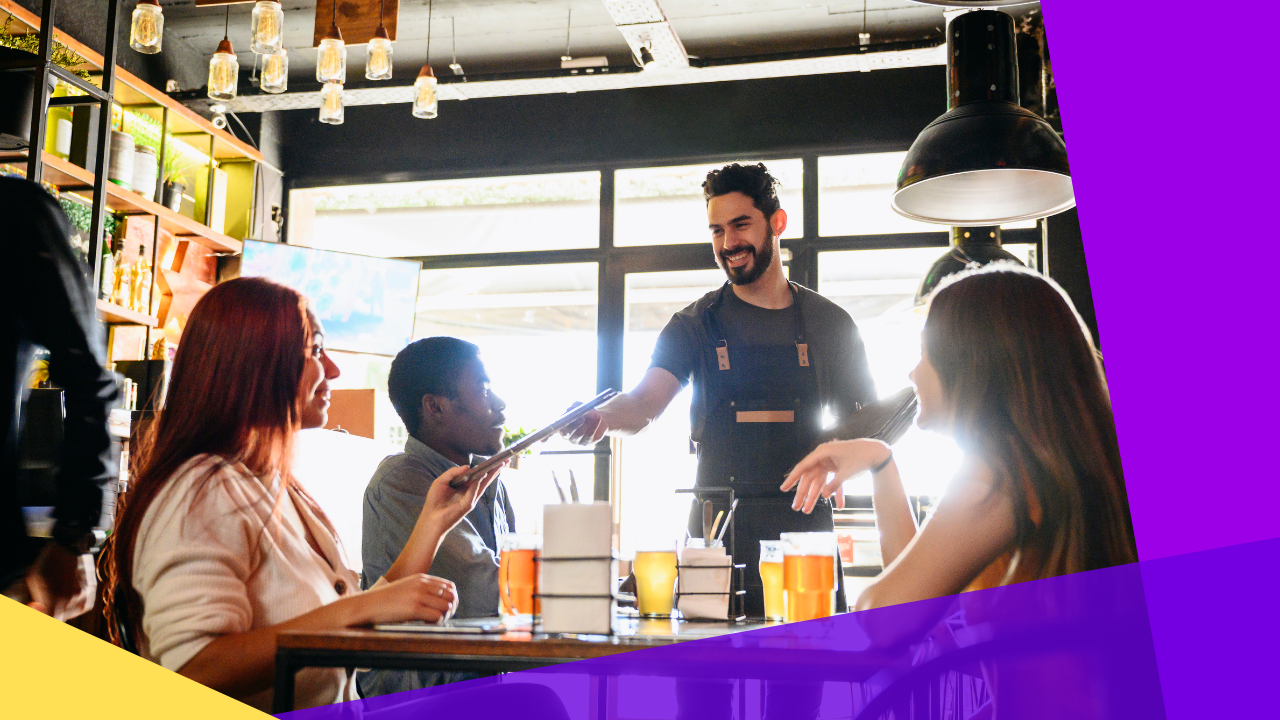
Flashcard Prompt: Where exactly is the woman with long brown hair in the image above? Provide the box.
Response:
[102,277,502,711]
[783,263,1136,611]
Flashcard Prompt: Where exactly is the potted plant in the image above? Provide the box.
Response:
[502,426,536,469]
[161,150,193,213]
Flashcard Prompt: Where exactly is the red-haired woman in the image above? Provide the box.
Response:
[102,277,502,711]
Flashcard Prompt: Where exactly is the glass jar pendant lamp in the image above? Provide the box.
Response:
[319,82,344,125]
[207,9,238,101]
[260,48,288,94]
[317,0,346,83]
[412,0,438,118]
[366,0,393,80]
[412,64,438,118]
[250,0,284,55]
[130,0,163,54]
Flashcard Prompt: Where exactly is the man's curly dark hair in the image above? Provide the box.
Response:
[702,162,782,219]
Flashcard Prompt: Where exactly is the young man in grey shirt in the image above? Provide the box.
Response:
[359,336,515,697]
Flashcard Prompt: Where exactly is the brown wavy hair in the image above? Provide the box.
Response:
[923,263,1136,583]
[101,277,312,647]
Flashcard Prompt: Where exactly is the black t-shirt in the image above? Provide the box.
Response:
[650,283,877,443]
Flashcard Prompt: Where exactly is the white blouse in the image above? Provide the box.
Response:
[132,454,362,711]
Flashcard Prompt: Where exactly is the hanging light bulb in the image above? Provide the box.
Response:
[316,0,346,83]
[412,64,438,119]
[130,0,163,55]
[207,10,238,101]
[412,0,438,119]
[260,48,288,94]
[366,0,393,80]
[319,82,344,125]
[250,0,284,55]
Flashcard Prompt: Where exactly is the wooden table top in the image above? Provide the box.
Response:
[276,617,897,680]
[277,618,771,659]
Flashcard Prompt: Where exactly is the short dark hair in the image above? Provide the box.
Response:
[702,163,782,219]
[388,337,481,434]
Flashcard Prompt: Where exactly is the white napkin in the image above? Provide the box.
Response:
[543,503,612,559]
[677,547,732,620]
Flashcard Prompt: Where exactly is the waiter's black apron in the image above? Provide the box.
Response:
[686,284,847,618]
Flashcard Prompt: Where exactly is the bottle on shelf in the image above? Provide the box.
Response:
[99,233,115,299]
[111,241,132,308]
[130,243,152,315]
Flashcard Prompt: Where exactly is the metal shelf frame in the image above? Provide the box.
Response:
[5,0,122,294]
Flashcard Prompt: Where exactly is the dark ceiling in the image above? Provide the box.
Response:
[152,0,1039,88]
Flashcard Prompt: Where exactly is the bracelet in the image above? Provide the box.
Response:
[870,451,894,474]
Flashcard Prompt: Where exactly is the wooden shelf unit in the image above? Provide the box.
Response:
[3,0,270,332]
[2,151,242,253]
[96,299,159,327]
[0,0,267,166]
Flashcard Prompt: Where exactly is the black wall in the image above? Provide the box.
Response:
[277,66,947,189]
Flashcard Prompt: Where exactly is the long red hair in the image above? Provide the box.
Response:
[102,277,312,646]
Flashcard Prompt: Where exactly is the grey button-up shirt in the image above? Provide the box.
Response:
[358,437,514,697]
[360,436,513,613]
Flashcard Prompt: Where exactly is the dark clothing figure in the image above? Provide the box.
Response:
[2,176,118,588]
[652,283,876,616]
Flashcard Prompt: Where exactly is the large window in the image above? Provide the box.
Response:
[615,159,803,247]
[819,152,1035,236]
[288,152,1047,555]
[288,171,601,257]
[617,269,726,553]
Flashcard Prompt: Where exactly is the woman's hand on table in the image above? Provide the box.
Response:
[357,574,458,625]
[782,438,892,513]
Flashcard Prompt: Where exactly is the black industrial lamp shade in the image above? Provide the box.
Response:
[894,10,1074,225]
[913,226,1025,306]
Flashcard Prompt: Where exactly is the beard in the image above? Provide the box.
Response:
[719,234,775,286]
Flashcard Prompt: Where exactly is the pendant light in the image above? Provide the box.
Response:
[129,0,163,55]
[366,0,393,80]
[207,8,238,101]
[412,0,438,119]
[913,227,1025,308]
[260,48,288,94]
[892,10,1073,225]
[319,82,344,125]
[316,0,346,84]
[250,0,284,55]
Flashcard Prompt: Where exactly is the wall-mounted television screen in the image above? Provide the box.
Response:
[240,239,419,357]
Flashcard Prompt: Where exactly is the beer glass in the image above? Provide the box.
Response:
[780,532,838,622]
[759,540,785,621]
[499,535,540,617]
[633,545,678,617]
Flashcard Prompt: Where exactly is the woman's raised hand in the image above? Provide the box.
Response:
[360,573,458,624]
[422,463,507,533]
[782,438,892,514]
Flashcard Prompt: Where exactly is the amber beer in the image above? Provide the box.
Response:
[499,536,540,616]
[781,532,838,623]
[633,550,678,617]
[759,540,785,621]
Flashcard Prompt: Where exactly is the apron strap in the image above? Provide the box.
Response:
[702,282,809,370]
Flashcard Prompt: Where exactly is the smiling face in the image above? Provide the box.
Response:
[909,349,948,433]
[298,312,341,430]
[422,357,507,462]
[708,191,786,286]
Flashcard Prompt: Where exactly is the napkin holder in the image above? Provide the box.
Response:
[676,547,746,621]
